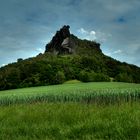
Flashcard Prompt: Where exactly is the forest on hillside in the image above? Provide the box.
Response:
[0,52,140,90]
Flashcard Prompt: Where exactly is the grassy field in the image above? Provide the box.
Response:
[0,102,140,140]
[0,82,140,105]
[0,82,140,139]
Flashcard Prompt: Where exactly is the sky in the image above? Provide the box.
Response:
[0,0,140,67]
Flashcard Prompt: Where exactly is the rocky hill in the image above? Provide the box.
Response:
[0,25,140,90]
[45,25,102,55]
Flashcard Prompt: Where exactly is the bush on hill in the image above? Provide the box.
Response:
[78,70,110,82]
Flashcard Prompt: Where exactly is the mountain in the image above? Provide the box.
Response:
[0,25,140,90]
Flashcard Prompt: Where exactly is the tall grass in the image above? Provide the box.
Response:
[0,102,139,140]
[0,82,140,139]
[0,82,140,105]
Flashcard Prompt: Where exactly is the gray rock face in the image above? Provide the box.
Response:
[45,25,102,55]
[45,25,73,54]
[61,37,69,47]
[61,37,73,53]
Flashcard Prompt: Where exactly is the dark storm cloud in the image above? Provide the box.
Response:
[0,0,140,67]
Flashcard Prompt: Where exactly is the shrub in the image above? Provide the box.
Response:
[93,73,110,82]
[54,71,66,84]
[115,73,133,83]
[78,71,90,82]
[78,71,110,82]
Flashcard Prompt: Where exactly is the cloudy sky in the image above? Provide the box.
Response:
[0,0,140,67]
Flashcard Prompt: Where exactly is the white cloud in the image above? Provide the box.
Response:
[78,28,88,34]
[78,28,112,43]
[113,49,122,54]
[90,31,96,35]
[78,28,96,41]
[95,31,112,43]
[36,48,44,53]
[103,49,122,57]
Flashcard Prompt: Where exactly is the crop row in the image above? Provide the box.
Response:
[0,88,140,105]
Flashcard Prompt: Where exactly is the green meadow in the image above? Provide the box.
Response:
[0,82,140,105]
[0,82,140,139]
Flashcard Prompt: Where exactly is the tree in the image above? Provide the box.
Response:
[54,71,65,84]
[115,73,133,83]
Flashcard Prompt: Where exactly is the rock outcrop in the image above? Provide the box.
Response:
[45,25,72,54]
[45,25,102,55]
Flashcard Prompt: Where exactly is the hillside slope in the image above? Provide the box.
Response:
[0,25,140,90]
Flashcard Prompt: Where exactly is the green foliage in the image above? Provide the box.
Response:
[115,73,133,83]
[92,73,110,82]
[54,71,65,84]
[78,70,110,82]
[0,102,139,140]
[0,82,140,105]
[78,70,90,82]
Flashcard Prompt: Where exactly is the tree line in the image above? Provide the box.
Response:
[0,53,140,90]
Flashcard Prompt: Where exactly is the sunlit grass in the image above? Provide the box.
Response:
[0,82,139,105]
[64,79,81,84]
